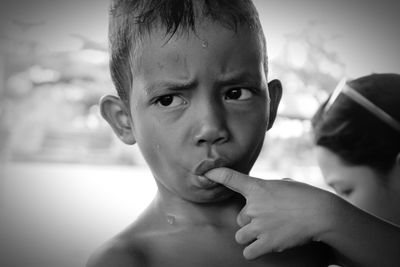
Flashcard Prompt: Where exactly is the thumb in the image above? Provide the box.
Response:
[204,167,255,196]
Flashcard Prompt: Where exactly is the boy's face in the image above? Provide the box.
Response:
[103,21,281,203]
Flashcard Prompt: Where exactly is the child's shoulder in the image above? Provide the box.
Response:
[86,211,161,267]
[86,218,153,267]
[86,235,145,267]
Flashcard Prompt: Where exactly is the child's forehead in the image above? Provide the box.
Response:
[126,19,267,98]
[136,19,264,59]
[137,23,263,67]
[141,18,243,42]
[130,39,266,102]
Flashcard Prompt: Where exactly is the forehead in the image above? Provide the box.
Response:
[132,20,266,88]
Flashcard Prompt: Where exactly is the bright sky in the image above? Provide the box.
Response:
[4,0,400,78]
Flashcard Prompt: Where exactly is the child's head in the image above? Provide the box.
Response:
[312,73,400,223]
[101,0,282,203]
[108,0,266,102]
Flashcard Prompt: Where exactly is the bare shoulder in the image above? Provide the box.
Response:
[86,204,160,267]
[86,237,146,267]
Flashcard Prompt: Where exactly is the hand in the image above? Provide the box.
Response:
[205,167,333,260]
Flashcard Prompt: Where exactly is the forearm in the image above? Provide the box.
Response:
[318,193,400,267]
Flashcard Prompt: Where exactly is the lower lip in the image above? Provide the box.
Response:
[196,175,219,189]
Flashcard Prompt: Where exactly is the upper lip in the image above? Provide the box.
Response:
[194,158,228,176]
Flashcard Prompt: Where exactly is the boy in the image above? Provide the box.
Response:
[87,0,329,266]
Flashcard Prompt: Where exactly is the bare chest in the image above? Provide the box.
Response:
[138,227,326,267]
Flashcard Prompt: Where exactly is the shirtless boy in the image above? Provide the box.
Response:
[87,0,329,266]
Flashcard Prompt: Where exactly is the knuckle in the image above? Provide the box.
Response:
[237,211,251,227]
[237,214,245,227]
[241,204,250,215]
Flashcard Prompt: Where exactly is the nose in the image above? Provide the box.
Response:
[194,102,230,146]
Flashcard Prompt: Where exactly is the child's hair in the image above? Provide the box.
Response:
[312,73,400,175]
[108,0,266,101]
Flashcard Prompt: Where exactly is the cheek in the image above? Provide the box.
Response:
[227,111,267,164]
[241,112,267,143]
[351,184,386,215]
[349,189,371,210]
[134,117,164,164]
[135,118,186,174]
[231,104,267,134]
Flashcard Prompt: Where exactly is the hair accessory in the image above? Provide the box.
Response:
[323,77,347,114]
[324,77,400,133]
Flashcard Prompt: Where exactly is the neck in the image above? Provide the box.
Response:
[153,189,245,229]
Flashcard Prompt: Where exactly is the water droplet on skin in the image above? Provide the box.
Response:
[201,40,208,48]
[166,215,175,225]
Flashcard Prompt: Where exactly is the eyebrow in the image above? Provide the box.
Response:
[144,71,262,95]
[144,80,198,95]
[215,71,262,87]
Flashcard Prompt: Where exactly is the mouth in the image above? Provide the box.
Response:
[194,158,228,176]
[193,158,229,189]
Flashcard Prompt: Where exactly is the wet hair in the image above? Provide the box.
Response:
[108,0,266,101]
[312,73,400,174]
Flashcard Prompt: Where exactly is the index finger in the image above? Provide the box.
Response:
[204,167,255,196]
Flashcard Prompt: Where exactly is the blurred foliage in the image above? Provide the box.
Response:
[0,21,344,177]
[259,24,345,178]
[0,22,140,165]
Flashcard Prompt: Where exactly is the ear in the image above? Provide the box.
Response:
[100,95,136,145]
[266,79,283,130]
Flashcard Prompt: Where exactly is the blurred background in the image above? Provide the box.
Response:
[1,0,400,266]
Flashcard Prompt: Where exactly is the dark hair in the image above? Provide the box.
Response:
[312,73,400,174]
[108,0,265,101]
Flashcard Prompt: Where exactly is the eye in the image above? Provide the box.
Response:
[224,88,253,101]
[337,188,354,198]
[155,95,186,107]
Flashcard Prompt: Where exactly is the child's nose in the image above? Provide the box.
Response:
[194,104,229,146]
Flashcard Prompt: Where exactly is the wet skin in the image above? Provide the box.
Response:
[96,20,328,267]
[130,21,269,204]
